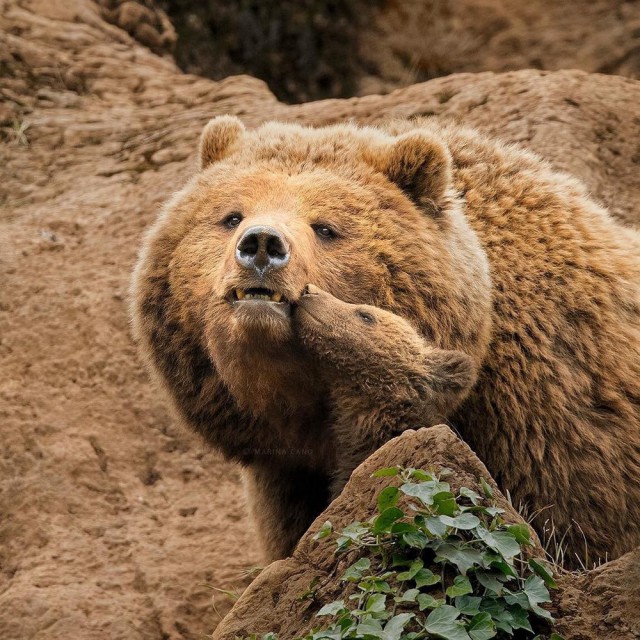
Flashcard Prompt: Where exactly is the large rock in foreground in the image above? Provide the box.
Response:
[1,1,639,638]
[213,427,640,640]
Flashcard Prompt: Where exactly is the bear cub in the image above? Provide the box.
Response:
[295,284,476,496]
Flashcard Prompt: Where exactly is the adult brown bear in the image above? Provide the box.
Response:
[131,115,640,566]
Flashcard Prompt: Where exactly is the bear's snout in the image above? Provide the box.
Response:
[235,225,290,274]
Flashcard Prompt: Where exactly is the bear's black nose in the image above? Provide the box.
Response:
[235,225,290,274]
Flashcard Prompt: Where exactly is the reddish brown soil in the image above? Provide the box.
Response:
[1,1,639,638]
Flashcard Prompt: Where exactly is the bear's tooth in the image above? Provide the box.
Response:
[272,292,283,302]
[236,288,246,300]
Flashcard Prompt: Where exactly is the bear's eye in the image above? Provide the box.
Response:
[223,212,243,229]
[311,223,337,240]
[356,310,376,325]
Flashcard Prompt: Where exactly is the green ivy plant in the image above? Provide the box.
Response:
[250,466,564,640]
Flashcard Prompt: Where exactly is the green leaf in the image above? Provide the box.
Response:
[550,634,566,640]
[477,529,521,560]
[313,521,333,540]
[466,612,496,640]
[397,559,423,580]
[424,517,448,537]
[446,575,473,597]
[366,593,387,613]
[475,571,506,595]
[417,594,443,611]
[402,531,429,549]
[425,605,471,640]
[435,543,485,575]
[317,600,346,616]
[372,507,405,534]
[343,557,371,582]
[454,595,482,616]
[383,613,414,640]
[356,617,384,638]
[507,604,534,632]
[523,575,553,621]
[414,568,441,588]
[401,481,451,507]
[433,491,457,516]
[378,487,400,513]
[523,575,551,606]
[410,469,434,481]
[480,478,494,499]
[459,487,482,505]
[440,514,481,530]
[394,588,419,603]
[390,522,418,534]
[528,558,558,589]
[507,524,531,544]
[372,467,400,477]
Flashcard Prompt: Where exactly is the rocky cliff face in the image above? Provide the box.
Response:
[1,1,639,638]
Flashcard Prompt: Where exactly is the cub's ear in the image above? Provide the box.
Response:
[198,115,245,169]
[425,348,476,399]
[374,133,453,217]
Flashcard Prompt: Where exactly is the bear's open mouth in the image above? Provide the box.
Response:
[233,287,287,303]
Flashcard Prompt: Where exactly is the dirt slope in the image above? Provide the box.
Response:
[1,1,639,639]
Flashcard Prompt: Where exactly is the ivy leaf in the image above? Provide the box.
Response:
[507,524,531,544]
[454,595,482,616]
[435,543,485,575]
[410,469,434,481]
[446,575,473,597]
[372,467,400,477]
[414,568,441,588]
[390,522,418,534]
[313,521,333,540]
[394,588,419,603]
[440,514,481,530]
[317,600,346,616]
[528,558,558,589]
[425,605,471,640]
[378,487,400,513]
[397,559,424,581]
[433,491,457,516]
[475,571,506,595]
[402,531,429,549]
[343,558,371,582]
[477,529,521,560]
[523,575,551,606]
[373,507,405,534]
[417,593,444,611]
[383,613,414,640]
[466,612,497,640]
[356,617,384,638]
[459,487,482,505]
[523,575,553,621]
[401,481,449,506]
[424,517,448,537]
[507,604,534,632]
[479,478,494,498]
[366,593,388,613]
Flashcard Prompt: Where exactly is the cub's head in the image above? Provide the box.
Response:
[295,284,476,412]
[132,116,489,419]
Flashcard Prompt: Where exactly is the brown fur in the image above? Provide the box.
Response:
[131,116,640,565]
[295,284,476,495]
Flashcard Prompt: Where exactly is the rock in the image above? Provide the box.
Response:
[213,427,640,640]
[212,426,544,640]
[154,0,640,102]
[1,1,639,638]
[555,547,640,639]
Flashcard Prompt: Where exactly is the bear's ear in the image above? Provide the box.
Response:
[198,115,246,169]
[375,134,453,217]
[425,348,476,396]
